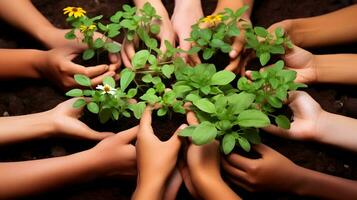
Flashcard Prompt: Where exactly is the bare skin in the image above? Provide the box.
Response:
[268,5,357,47]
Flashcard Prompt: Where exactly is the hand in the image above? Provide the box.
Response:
[246,44,317,84]
[39,27,121,66]
[133,106,185,199]
[263,91,324,141]
[222,144,302,193]
[89,126,138,178]
[122,2,175,68]
[39,47,118,90]
[268,19,300,46]
[171,0,203,64]
[48,98,114,140]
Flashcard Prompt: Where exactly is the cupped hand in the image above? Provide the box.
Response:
[48,98,114,140]
[136,106,186,185]
[263,91,325,141]
[41,47,118,90]
[41,27,121,66]
[222,144,302,193]
[90,126,138,178]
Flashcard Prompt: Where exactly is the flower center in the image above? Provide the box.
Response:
[72,8,78,12]
[103,85,111,92]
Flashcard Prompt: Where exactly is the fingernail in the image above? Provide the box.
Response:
[230,50,238,58]
[179,124,188,130]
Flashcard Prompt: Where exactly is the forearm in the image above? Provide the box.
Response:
[0,150,100,199]
[0,0,55,43]
[0,111,54,145]
[289,5,357,47]
[314,110,357,152]
[295,166,357,199]
[314,54,357,84]
[193,174,241,200]
[133,177,165,200]
[0,49,46,79]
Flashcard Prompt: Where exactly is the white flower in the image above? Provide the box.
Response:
[96,84,117,95]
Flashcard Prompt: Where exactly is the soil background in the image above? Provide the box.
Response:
[1,0,357,199]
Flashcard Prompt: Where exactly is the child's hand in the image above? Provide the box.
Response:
[48,98,114,140]
[39,27,121,66]
[222,144,302,193]
[133,106,185,199]
[268,19,299,46]
[263,91,324,141]
[89,126,138,178]
[171,0,203,64]
[40,47,118,90]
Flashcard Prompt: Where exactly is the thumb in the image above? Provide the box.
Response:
[168,124,187,147]
[262,124,290,138]
[229,37,244,59]
[75,122,115,140]
[117,125,139,143]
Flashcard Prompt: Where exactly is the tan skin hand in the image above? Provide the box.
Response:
[41,47,118,90]
[222,144,301,193]
[263,91,324,141]
[133,106,186,200]
[90,126,138,178]
[49,98,114,140]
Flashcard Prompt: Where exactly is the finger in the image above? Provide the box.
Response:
[224,56,240,72]
[186,111,199,126]
[226,153,254,171]
[90,71,116,86]
[178,38,191,62]
[139,106,153,129]
[221,158,248,179]
[167,124,187,147]
[163,168,183,200]
[227,176,253,192]
[108,61,121,72]
[121,40,133,68]
[73,122,115,140]
[180,165,200,199]
[188,53,201,66]
[252,144,275,157]
[117,125,139,143]
[63,61,87,75]
[245,70,252,80]
[229,38,244,59]
[160,37,175,54]
[262,124,290,138]
[126,41,136,60]
[85,64,109,78]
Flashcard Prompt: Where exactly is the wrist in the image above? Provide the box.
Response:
[31,49,49,78]
[134,175,166,199]
[33,25,58,48]
[31,111,56,139]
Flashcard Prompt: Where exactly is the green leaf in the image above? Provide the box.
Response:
[193,98,216,113]
[210,39,225,48]
[203,48,215,60]
[74,74,91,87]
[179,126,196,137]
[173,85,192,97]
[127,88,138,98]
[267,96,283,108]
[150,24,160,34]
[103,76,116,88]
[192,121,217,145]
[142,74,153,83]
[185,93,200,102]
[132,50,150,69]
[227,25,240,37]
[163,90,176,105]
[245,128,261,144]
[238,136,251,152]
[172,101,186,114]
[66,89,83,97]
[157,107,168,116]
[234,5,249,17]
[87,102,99,114]
[275,115,291,129]
[105,43,121,53]
[229,92,255,114]
[73,98,86,108]
[237,109,270,128]
[120,69,135,91]
[65,30,76,40]
[259,52,271,66]
[128,102,146,119]
[222,133,236,155]
[83,49,95,60]
[254,26,268,38]
[211,70,236,85]
[94,38,105,48]
[162,64,175,78]
[275,27,285,38]
[270,45,285,54]
[99,109,112,123]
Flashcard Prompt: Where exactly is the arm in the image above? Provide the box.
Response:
[0,126,138,199]
[0,98,113,145]
[222,144,357,200]
[269,5,357,47]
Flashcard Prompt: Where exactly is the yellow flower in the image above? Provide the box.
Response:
[63,7,86,18]
[79,24,97,32]
[202,14,223,26]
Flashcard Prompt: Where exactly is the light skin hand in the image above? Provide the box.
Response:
[171,0,203,64]
[133,106,185,200]
[40,47,119,90]
[222,144,303,193]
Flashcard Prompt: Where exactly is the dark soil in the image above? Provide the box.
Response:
[1,0,357,199]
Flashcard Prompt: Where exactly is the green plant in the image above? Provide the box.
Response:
[64,6,121,61]
[65,4,307,154]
